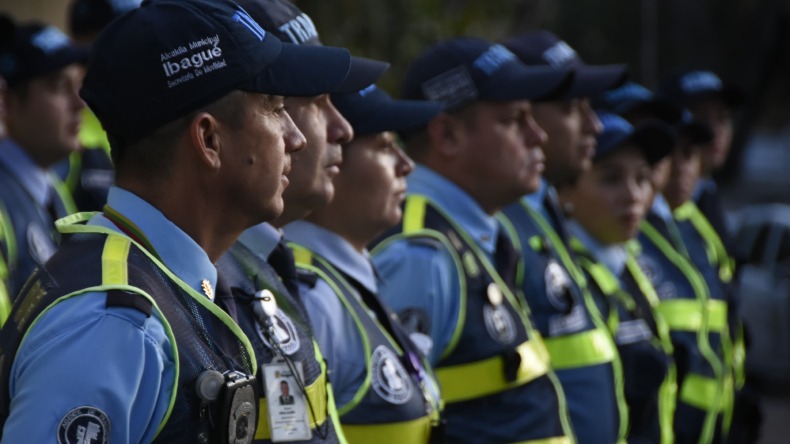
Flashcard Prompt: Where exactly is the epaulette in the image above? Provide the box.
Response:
[406,236,443,250]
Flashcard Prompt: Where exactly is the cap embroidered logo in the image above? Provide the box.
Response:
[31,27,71,54]
[421,66,477,109]
[278,13,317,44]
[542,41,576,68]
[232,8,266,41]
[680,71,722,95]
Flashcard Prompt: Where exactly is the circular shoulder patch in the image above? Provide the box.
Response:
[256,308,301,355]
[370,345,413,405]
[58,406,110,444]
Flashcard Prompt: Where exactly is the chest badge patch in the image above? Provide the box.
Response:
[545,259,573,312]
[483,303,517,344]
[370,345,413,405]
[256,308,301,355]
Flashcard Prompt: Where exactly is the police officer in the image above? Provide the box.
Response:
[0,15,84,298]
[371,37,575,443]
[661,78,747,435]
[0,0,369,441]
[595,81,732,443]
[561,112,678,444]
[215,0,389,442]
[51,0,143,213]
[283,85,444,443]
[663,116,739,444]
[500,30,630,443]
[659,70,744,257]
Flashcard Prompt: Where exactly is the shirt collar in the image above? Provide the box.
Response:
[521,178,554,224]
[283,220,378,294]
[523,177,549,211]
[408,164,499,254]
[90,186,217,297]
[693,177,716,200]
[238,222,282,262]
[651,194,673,222]
[0,138,52,207]
[567,219,627,277]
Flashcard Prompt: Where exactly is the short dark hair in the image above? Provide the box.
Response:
[402,101,481,162]
[112,90,248,178]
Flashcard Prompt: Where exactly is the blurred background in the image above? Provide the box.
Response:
[2,0,790,441]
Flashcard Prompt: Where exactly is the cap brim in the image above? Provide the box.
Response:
[32,43,91,80]
[630,121,676,164]
[622,99,683,125]
[332,56,390,94]
[246,44,387,97]
[334,95,443,135]
[680,86,746,109]
[566,64,628,99]
[678,120,713,145]
[483,64,572,102]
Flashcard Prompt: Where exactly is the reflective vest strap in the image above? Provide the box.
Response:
[0,279,10,327]
[50,173,78,216]
[255,366,330,440]
[290,244,314,267]
[576,254,620,296]
[674,201,734,283]
[403,195,428,234]
[102,235,131,285]
[342,416,432,444]
[509,436,574,444]
[679,373,723,412]
[659,367,678,444]
[706,300,728,333]
[435,340,549,403]
[543,328,616,370]
[0,202,16,271]
[657,299,703,332]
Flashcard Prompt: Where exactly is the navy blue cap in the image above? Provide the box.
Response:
[595,111,675,165]
[401,37,571,110]
[80,0,382,144]
[593,82,683,124]
[236,0,321,45]
[331,85,443,136]
[677,110,714,145]
[659,70,745,109]
[503,30,628,99]
[236,0,388,94]
[68,0,141,37]
[596,82,713,146]
[0,15,90,87]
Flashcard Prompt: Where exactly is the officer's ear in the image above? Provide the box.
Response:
[426,111,467,159]
[189,112,223,170]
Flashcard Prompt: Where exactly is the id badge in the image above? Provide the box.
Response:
[262,360,312,442]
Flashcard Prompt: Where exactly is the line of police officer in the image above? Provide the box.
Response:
[0,0,752,442]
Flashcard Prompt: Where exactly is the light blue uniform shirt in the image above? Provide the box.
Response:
[0,138,52,208]
[372,165,499,365]
[567,220,627,279]
[3,186,217,443]
[238,221,282,261]
[523,177,550,221]
[283,220,373,408]
[651,194,673,224]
